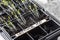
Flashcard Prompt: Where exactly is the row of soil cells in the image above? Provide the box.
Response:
[15,20,60,40]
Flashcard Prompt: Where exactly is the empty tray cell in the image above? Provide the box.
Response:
[44,29,60,40]
[15,34,32,40]
[41,20,60,33]
[50,34,60,40]
[28,27,47,40]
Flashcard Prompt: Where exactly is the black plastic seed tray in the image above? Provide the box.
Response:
[0,0,60,40]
